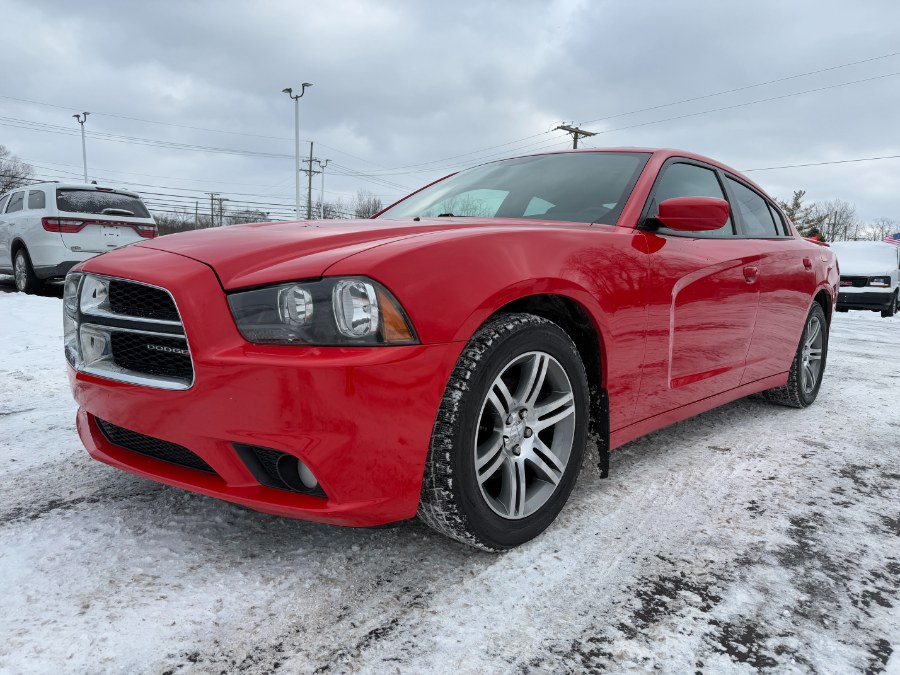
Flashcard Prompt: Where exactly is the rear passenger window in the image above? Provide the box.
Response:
[726,177,780,237]
[27,190,46,209]
[650,162,735,237]
[6,191,24,213]
[767,203,788,235]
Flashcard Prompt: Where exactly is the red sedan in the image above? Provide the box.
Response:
[64,149,838,550]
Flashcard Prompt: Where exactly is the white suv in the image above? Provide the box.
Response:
[0,182,157,293]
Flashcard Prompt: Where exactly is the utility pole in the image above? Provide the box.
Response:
[307,142,314,220]
[194,201,199,228]
[301,142,321,220]
[317,158,330,218]
[72,112,90,181]
[554,123,597,149]
[217,197,230,227]
[282,83,313,220]
[205,192,219,228]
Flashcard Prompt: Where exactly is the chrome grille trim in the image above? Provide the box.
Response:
[75,274,195,390]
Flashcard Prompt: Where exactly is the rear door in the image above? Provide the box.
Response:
[55,187,155,253]
[725,177,818,384]
[633,160,761,421]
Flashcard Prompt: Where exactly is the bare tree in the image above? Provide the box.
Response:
[227,209,269,225]
[153,208,208,236]
[313,198,352,219]
[808,199,858,242]
[858,217,899,241]
[0,146,34,195]
[352,190,383,219]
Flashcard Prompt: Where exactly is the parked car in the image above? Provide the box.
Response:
[63,149,838,550]
[0,182,157,293]
[829,241,900,317]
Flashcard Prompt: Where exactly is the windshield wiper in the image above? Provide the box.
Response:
[437,213,455,217]
[102,208,134,216]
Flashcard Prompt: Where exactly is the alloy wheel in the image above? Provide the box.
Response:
[800,315,824,394]
[474,350,576,519]
[14,253,27,291]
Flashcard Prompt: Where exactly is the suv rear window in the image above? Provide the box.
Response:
[56,189,150,218]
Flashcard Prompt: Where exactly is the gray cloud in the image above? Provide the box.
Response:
[1,0,898,221]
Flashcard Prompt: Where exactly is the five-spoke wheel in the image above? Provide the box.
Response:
[419,313,589,550]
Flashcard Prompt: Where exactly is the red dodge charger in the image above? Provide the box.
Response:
[64,149,838,550]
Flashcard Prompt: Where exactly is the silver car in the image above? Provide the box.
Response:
[0,182,157,293]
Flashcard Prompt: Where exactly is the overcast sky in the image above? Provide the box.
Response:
[1,0,898,222]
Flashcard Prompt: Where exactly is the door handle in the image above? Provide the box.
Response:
[743,265,759,281]
[802,256,813,269]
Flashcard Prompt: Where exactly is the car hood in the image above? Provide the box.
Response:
[135,217,561,290]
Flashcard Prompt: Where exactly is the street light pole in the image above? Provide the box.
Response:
[73,112,90,182]
[317,159,330,218]
[282,84,312,220]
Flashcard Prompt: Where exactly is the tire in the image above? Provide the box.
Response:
[761,302,828,408]
[418,313,589,551]
[13,248,44,294]
[881,292,897,318]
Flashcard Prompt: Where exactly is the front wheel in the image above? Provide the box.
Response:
[762,302,828,408]
[13,248,44,294]
[881,292,897,318]
[418,313,589,550]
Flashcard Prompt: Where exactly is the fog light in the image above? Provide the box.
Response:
[275,454,320,492]
[298,461,318,489]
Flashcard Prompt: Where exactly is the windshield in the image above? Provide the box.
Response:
[57,189,151,218]
[377,151,650,224]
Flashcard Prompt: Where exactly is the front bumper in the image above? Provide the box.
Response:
[837,290,894,311]
[71,247,463,526]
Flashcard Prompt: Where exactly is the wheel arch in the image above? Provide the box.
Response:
[814,287,832,326]
[487,293,609,445]
[10,237,27,264]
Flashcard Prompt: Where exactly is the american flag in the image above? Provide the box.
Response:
[883,233,900,246]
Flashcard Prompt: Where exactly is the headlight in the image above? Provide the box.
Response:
[868,276,891,288]
[227,277,418,346]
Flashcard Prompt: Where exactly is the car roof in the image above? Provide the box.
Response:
[3,182,142,199]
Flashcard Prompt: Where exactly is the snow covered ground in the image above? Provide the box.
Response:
[1,281,898,674]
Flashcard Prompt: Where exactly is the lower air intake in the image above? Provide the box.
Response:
[96,418,215,474]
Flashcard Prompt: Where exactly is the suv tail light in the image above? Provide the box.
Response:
[42,217,88,233]
[133,223,158,238]
[42,217,157,238]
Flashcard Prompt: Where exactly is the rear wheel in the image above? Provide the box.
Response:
[13,248,44,294]
[762,303,828,408]
[418,313,589,550]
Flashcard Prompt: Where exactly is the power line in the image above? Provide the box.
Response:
[579,50,900,125]
[743,154,900,172]
[579,70,900,146]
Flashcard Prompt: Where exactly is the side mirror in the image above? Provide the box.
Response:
[655,197,730,232]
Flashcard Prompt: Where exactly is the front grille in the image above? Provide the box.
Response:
[840,276,868,288]
[109,279,179,321]
[96,418,215,473]
[74,275,194,390]
[111,332,192,380]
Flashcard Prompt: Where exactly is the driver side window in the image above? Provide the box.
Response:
[650,163,736,238]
